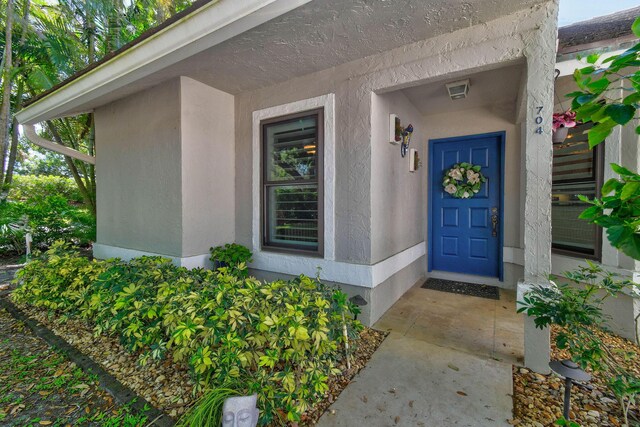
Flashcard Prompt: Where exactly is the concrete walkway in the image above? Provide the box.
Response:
[318,283,521,426]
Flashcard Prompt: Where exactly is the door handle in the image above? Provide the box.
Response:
[491,207,498,237]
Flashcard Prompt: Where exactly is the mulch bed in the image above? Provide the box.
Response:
[511,326,640,427]
[8,297,386,425]
[0,308,149,426]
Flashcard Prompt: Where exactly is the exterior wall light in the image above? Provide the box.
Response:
[445,79,470,100]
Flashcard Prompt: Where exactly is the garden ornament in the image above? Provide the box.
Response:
[221,394,259,427]
[400,123,414,157]
[549,359,591,420]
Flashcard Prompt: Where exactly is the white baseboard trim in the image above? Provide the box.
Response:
[92,243,212,269]
[504,246,524,266]
[250,241,427,289]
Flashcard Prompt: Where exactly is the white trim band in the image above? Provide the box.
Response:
[250,241,426,288]
[92,243,211,269]
[93,241,427,289]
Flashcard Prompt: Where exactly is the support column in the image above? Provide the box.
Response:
[519,1,559,374]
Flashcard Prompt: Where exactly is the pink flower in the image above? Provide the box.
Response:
[552,111,578,131]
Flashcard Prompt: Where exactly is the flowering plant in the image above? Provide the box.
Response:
[442,162,486,199]
[552,110,577,131]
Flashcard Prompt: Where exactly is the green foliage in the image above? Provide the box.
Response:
[0,175,95,254]
[7,175,84,203]
[568,18,640,148]
[209,243,253,277]
[12,242,363,425]
[518,262,640,424]
[555,418,580,427]
[567,16,640,260]
[578,164,640,260]
[176,385,240,427]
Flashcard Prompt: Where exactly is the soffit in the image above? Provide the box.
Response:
[18,0,546,122]
[401,63,524,116]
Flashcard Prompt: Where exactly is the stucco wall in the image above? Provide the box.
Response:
[235,3,555,269]
[95,78,183,256]
[370,91,426,264]
[180,77,235,257]
[95,77,236,261]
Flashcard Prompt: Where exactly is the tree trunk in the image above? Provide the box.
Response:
[0,0,14,186]
[4,80,24,186]
[45,120,97,216]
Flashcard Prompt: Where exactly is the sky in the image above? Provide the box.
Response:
[558,0,640,26]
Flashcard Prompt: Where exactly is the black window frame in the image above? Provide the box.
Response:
[551,124,604,261]
[260,109,324,257]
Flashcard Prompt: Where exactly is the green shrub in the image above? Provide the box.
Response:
[0,196,95,253]
[8,175,84,204]
[12,242,362,425]
[518,262,640,425]
[209,243,253,277]
[0,175,95,254]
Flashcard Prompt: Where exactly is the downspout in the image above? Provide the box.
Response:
[22,124,96,165]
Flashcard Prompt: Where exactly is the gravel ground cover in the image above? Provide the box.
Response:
[512,326,639,427]
[0,307,150,426]
[9,299,386,425]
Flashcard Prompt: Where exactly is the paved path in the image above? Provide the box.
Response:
[317,332,513,426]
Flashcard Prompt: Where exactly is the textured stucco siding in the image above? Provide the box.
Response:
[95,78,183,256]
[235,2,557,267]
[180,77,235,257]
[370,91,426,265]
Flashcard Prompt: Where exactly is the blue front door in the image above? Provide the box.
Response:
[429,132,504,279]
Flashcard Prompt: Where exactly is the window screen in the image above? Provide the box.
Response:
[261,110,323,254]
[551,122,603,259]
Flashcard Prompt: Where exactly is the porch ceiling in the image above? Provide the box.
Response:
[18,0,545,124]
[166,0,540,94]
[401,63,525,116]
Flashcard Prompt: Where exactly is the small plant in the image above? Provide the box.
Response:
[176,385,240,427]
[209,243,253,276]
[552,110,578,131]
[518,262,640,425]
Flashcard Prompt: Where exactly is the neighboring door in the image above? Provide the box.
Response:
[429,132,504,279]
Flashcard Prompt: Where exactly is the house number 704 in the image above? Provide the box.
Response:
[534,106,543,134]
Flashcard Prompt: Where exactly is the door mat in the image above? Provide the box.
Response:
[421,278,500,300]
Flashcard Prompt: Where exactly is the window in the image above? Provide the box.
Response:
[261,109,323,255]
[551,122,603,260]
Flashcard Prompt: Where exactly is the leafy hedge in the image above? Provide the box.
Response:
[7,175,84,203]
[11,242,362,425]
[0,175,95,254]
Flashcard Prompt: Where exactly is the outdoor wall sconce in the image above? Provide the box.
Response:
[549,359,591,421]
[409,148,420,172]
[389,114,402,145]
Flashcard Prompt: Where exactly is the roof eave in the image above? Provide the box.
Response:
[16,0,310,125]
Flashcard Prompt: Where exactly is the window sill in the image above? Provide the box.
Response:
[261,245,324,259]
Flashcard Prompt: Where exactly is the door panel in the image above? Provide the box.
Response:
[429,133,503,278]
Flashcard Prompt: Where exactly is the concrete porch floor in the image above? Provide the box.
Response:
[375,282,524,365]
[317,282,524,426]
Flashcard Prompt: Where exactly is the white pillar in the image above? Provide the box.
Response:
[519,0,559,374]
